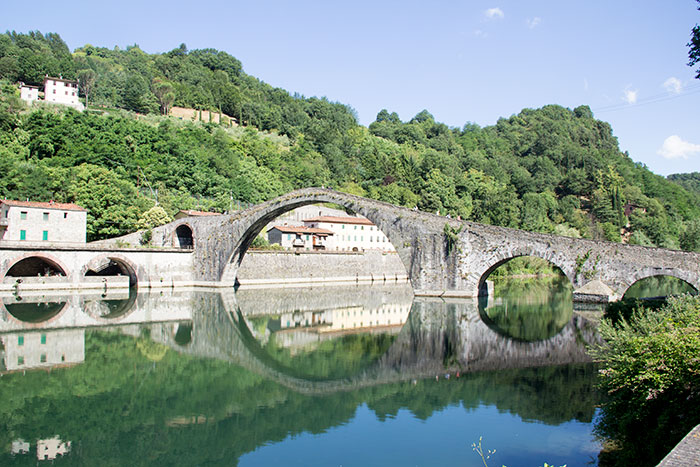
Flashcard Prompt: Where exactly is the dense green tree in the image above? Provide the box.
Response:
[689,0,700,78]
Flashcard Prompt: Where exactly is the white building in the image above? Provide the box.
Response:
[266,225,334,250]
[0,200,88,244]
[19,83,40,103]
[302,216,395,252]
[36,437,71,460]
[43,76,84,110]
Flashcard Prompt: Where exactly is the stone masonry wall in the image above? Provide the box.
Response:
[236,250,408,286]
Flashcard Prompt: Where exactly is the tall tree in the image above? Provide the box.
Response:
[689,0,700,78]
[152,78,175,115]
[78,69,96,108]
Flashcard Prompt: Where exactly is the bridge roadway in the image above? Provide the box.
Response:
[1,188,698,298]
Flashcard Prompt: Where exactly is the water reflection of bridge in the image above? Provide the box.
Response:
[0,287,599,392]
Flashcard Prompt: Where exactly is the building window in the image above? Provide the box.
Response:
[43,212,49,221]
[41,334,46,344]
[17,356,24,366]
[18,335,24,346]
[64,212,68,219]
[53,89,56,94]
[342,225,345,229]
[20,230,26,240]
[42,231,48,241]
[20,211,27,220]
[40,354,46,363]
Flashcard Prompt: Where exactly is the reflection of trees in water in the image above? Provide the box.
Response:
[5,301,66,323]
[481,277,573,341]
[0,328,599,466]
[624,275,697,299]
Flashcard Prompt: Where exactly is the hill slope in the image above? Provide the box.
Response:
[0,30,698,251]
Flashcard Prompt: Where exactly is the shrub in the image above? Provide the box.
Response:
[590,295,700,466]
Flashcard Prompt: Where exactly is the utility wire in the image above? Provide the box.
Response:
[593,83,700,114]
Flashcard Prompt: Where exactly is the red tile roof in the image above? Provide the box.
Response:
[268,225,334,236]
[1,200,87,212]
[178,210,222,217]
[303,216,374,226]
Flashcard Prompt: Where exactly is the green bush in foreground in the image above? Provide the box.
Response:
[591,294,700,466]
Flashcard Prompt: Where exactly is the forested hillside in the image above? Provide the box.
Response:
[668,172,700,196]
[0,30,698,250]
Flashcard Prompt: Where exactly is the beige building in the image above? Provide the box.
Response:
[303,216,395,252]
[0,200,88,243]
[265,206,395,252]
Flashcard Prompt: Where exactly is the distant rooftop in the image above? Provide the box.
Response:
[303,216,374,226]
[176,210,222,217]
[1,199,87,212]
[268,225,334,236]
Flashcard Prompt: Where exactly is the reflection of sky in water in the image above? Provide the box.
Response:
[240,404,599,467]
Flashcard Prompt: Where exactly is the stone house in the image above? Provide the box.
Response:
[0,200,87,243]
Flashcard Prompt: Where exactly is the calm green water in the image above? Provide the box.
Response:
[623,275,698,298]
[0,283,601,466]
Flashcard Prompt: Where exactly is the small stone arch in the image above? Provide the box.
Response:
[82,254,139,287]
[475,249,573,297]
[174,223,194,249]
[3,253,70,280]
[619,269,699,298]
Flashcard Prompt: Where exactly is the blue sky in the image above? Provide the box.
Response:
[3,1,700,176]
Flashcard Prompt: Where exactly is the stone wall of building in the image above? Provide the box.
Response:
[236,250,408,286]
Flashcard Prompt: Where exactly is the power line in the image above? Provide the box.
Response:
[593,83,700,114]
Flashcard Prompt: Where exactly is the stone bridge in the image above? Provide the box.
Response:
[136,188,698,298]
[1,188,698,298]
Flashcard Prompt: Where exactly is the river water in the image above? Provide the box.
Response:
[0,279,603,466]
